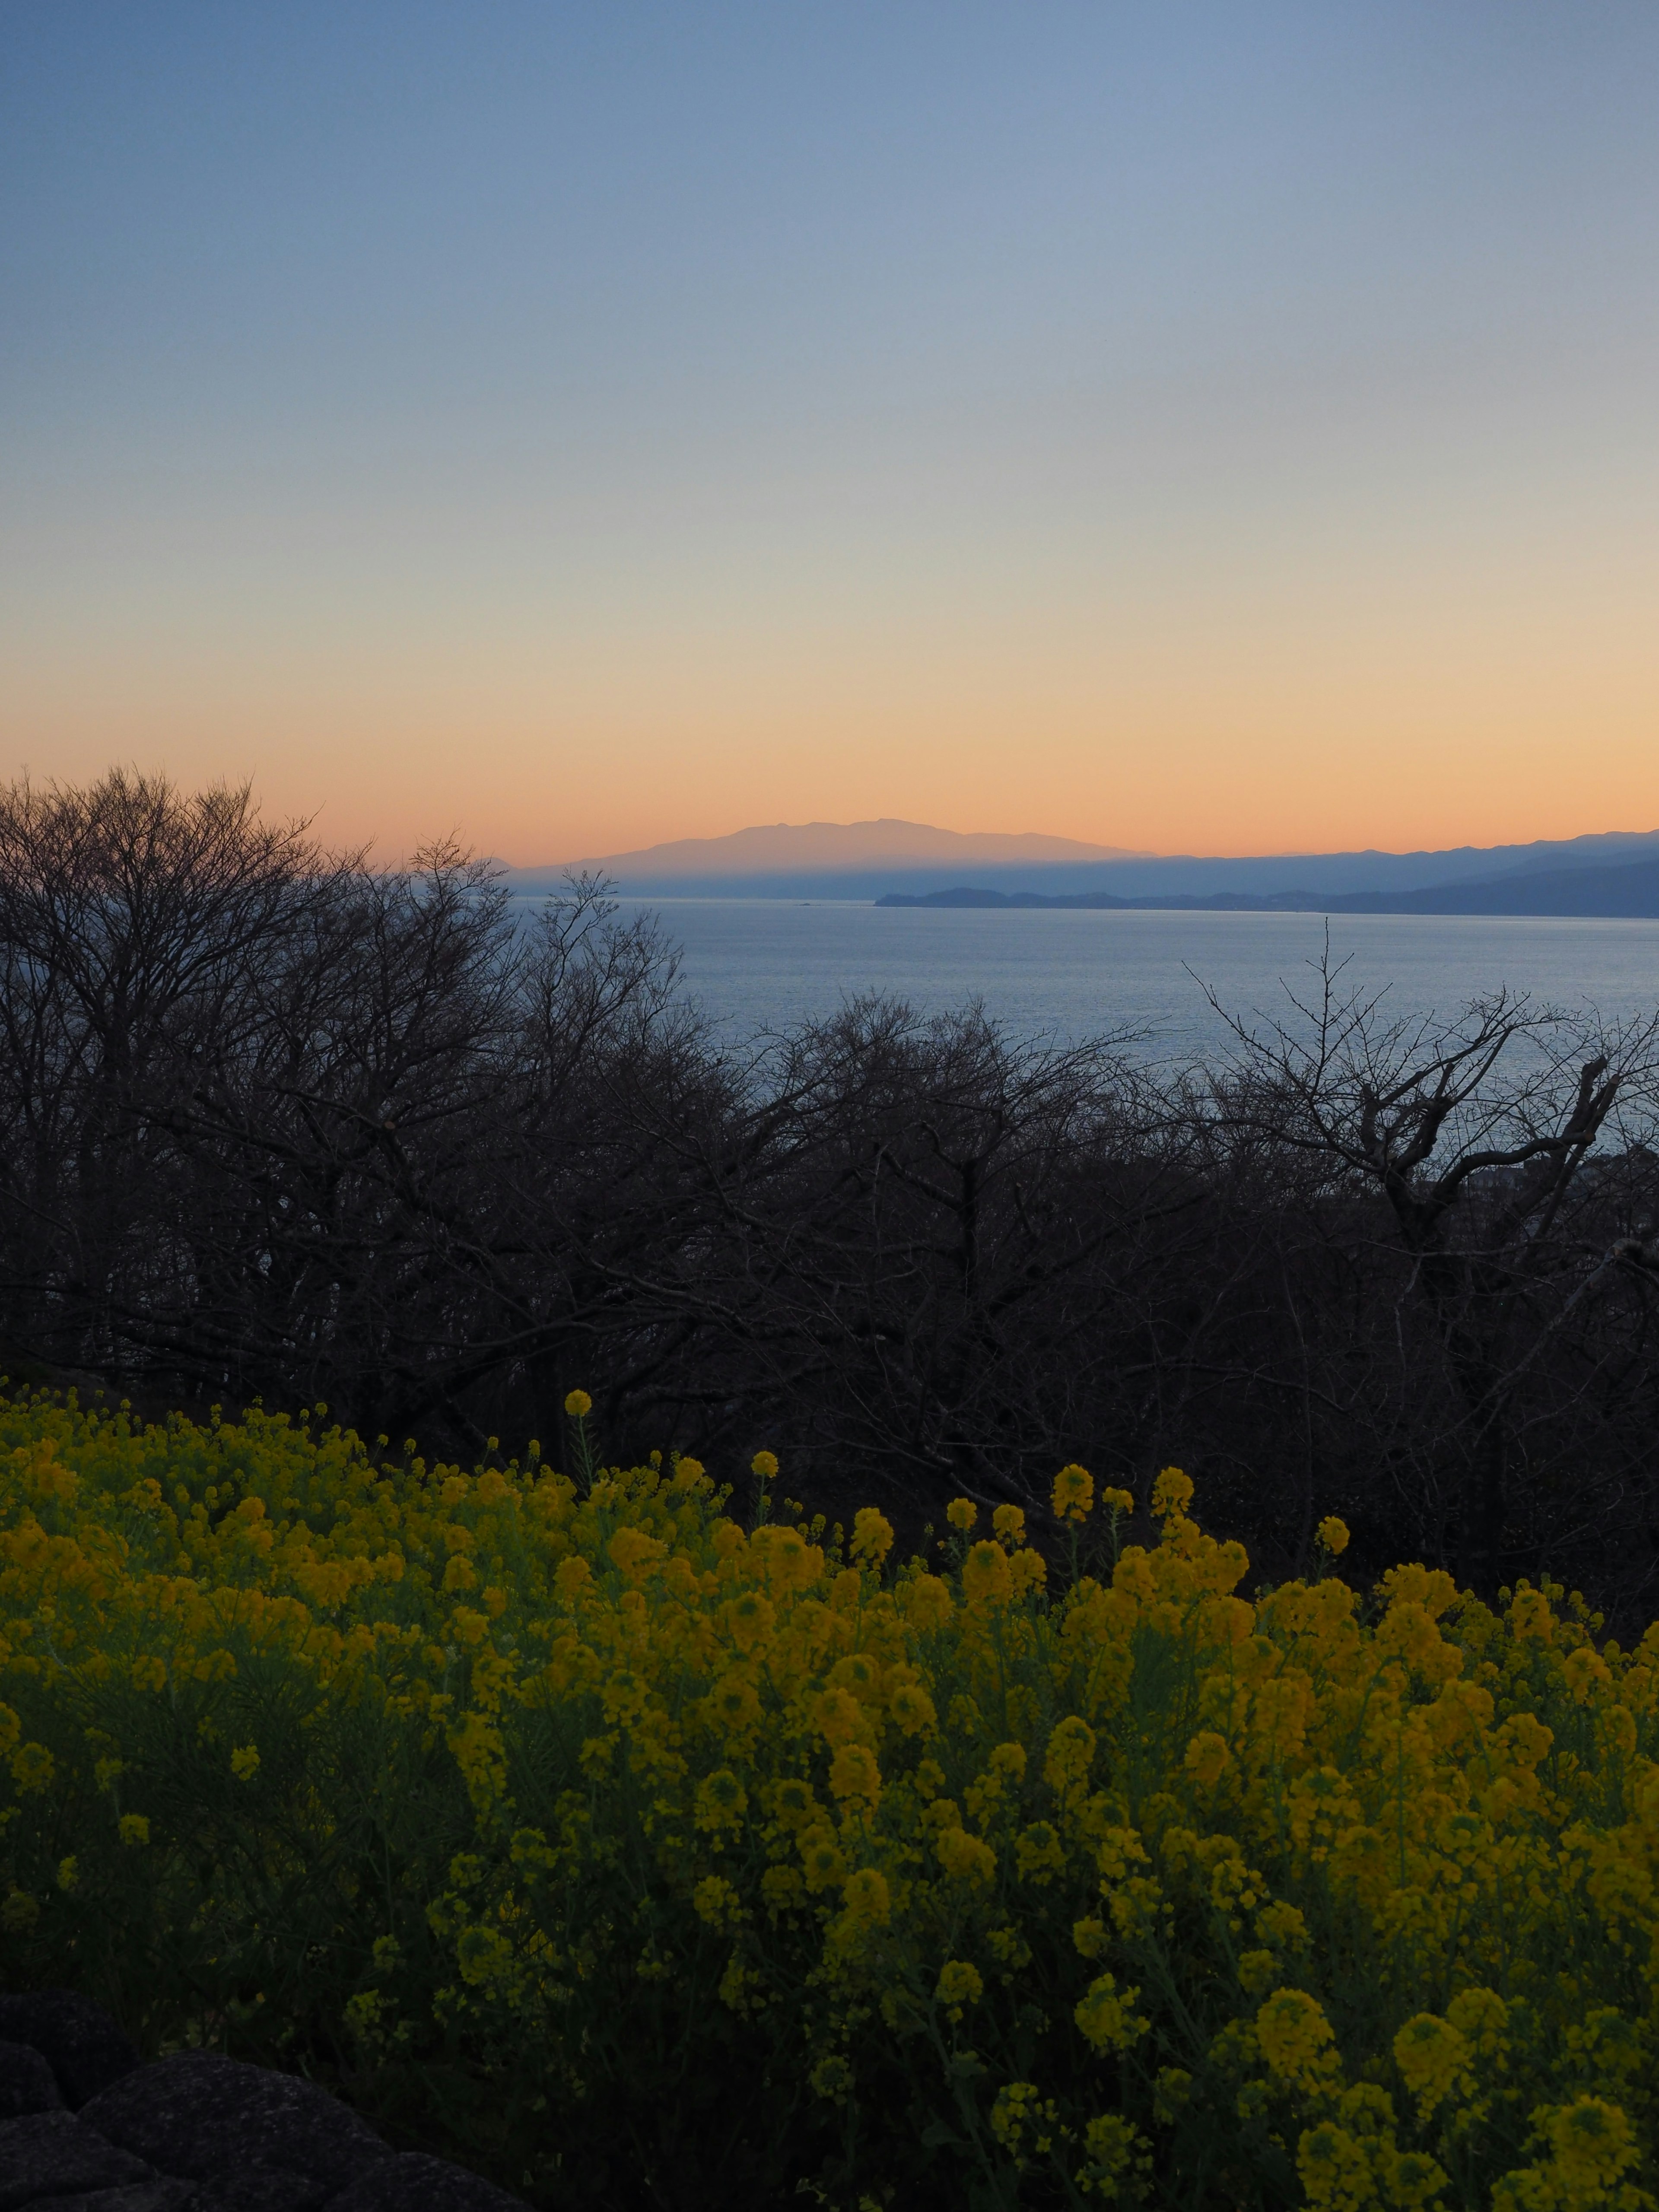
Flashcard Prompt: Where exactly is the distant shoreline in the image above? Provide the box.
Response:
[505,825,1659,911]
[874,855,1659,921]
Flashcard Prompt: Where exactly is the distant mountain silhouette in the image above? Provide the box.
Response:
[1324,856,1659,917]
[877,855,1659,918]
[502,818,1659,906]
[525,819,1148,882]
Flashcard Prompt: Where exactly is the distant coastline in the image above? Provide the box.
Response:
[507,820,1659,912]
[875,855,1659,920]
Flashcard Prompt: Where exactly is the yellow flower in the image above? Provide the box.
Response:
[725,1589,776,1652]
[935,1826,997,1886]
[809,2055,854,2103]
[899,1573,954,1630]
[563,1389,592,1418]
[839,1866,891,1928]
[760,1864,804,1912]
[1256,1988,1341,2096]
[11,1379,1659,2212]
[750,1449,779,1479]
[1014,1821,1066,1884]
[1074,1972,1147,2053]
[1316,1516,1350,1557]
[718,1954,766,2013]
[691,1875,744,1929]
[1150,1466,1193,1518]
[828,1742,881,1809]
[9,1742,54,1794]
[1051,1463,1094,1523]
[1533,2097,1642,2197]
[343,1990,385,2039]
[1255,1899,1307,1950]
[1297,2123,1372,2212]
[1508,1585,1556,1643]
[934,1958,983,2017]
[945,1497,978,1532]
[1184,1730,1231,1786]
[990,2080,1043,2154]
[1043,1716,1096,1801]
[1153,2069,1192,2123]
[769,1776,819,1830]
[1237,1949,1278,1996]
[1011,1547,1047,1595]
[702,1673,762,1735]
[1080,2114,1150,2199]
[812,1687,864,1745]
[608,1526,667,1581]
[1445,1987,1507,2059]
[888,1681,937,1737]
[553,1554,592,1600]
[693,1768,749,1832]
[1562,1643,1611,1703]
[961,1539,1013,1606]
[1393,2013,1468,2119]
[1073,1916,1109,1958]
[508,1830,556,1876]
[798,1826,848,1891]
[850,1508,894,1570]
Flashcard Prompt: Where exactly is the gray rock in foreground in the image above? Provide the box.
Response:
[0,1996,139,2108]
[197,2162,339,2212]
[327,2158,528,2212]
[37,2183,207,2212]
[80,2056,391,2189]
[0,2046,64,2122]
[0,1998,530,2212]
[0,2111,156,2211]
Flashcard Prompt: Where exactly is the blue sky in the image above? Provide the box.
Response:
[5,3,1657,859]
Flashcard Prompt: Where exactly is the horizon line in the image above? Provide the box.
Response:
[508,818,1659,876]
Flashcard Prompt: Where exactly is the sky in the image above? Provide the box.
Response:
[3,3,1658,865]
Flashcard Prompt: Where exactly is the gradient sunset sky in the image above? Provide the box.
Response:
[4,3,1658,864]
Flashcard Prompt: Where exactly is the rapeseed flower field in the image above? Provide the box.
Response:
[1,1388,1656,2211]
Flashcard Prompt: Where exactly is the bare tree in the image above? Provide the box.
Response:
[1202,945,1659,1595]
[4,777,1658,1615]
[0,770,332,1378]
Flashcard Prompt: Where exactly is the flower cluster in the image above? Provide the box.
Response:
[2,1389,1657,2209]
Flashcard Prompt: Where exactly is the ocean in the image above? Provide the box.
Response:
[603,899,1659,1064]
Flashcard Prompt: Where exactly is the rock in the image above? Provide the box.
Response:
[0,1996,139,2109]
[0,2047,63,2122]
[35,2187,208,2212]
[0,2111,157,2211]
[79,2056,388,2190]
[194,2168,335,2212]
[326,2156,527,2212]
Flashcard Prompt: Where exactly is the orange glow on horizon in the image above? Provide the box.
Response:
[6,638,1656,868]
[7,6,1659,874]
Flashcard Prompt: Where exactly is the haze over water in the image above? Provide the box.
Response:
[612,900,1659,1062]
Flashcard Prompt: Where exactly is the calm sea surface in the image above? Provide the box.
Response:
[607,900,1659,1064]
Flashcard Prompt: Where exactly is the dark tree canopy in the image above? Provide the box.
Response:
[2,774,1657,1614]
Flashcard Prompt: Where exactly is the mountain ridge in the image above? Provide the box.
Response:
[876,855,1659,919]
[540,818,1149,876]
[503,820,1659,904]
